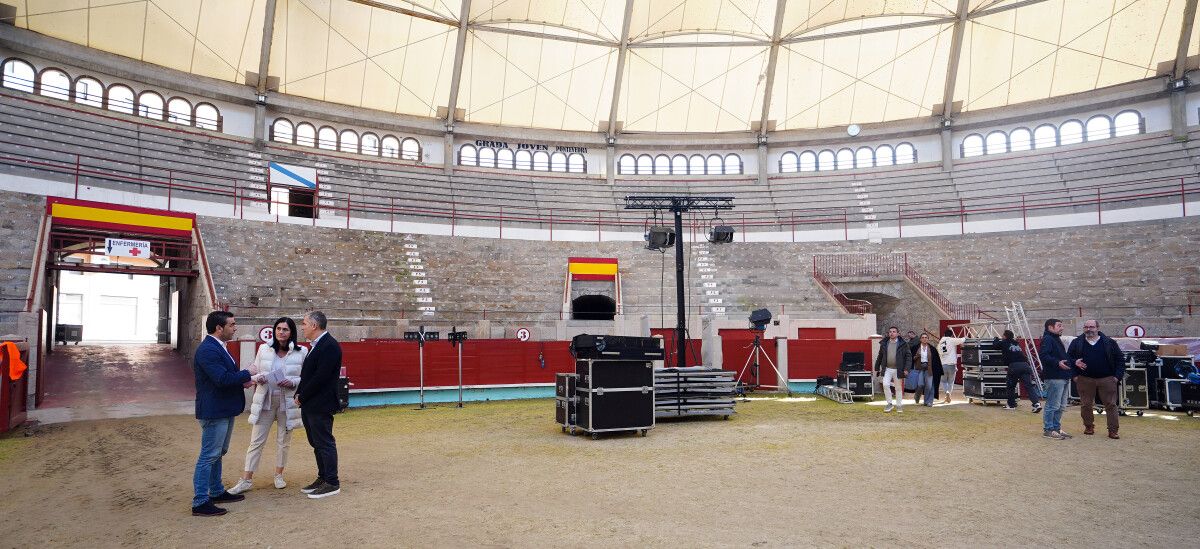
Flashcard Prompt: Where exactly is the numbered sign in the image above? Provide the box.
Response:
[259,326,274,343]
[515,328,530,342]
[1124,324,1145,338]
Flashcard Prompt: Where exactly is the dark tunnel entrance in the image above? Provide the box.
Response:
[571,294,616,321]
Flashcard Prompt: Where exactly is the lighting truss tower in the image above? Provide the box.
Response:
[624,195,734,367]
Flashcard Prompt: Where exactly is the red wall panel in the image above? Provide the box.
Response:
[339,339,575,390]
[797,328,837,339]
[786,339,873,380]
[718,329,778,387]
[650,328,704,367]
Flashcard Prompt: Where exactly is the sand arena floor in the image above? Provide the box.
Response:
[1,395,1198,547]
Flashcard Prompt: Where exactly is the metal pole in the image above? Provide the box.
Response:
[74,155,81,198]
[418,336,426,409]
[457,340,464,408]
[674,205,686,370]
[167,170,173,210]
[1182,177,1188,217]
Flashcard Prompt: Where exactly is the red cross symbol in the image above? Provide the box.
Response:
[128,248,142,257]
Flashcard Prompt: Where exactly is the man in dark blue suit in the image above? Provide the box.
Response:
[295,310,343,499]
[191,311,254,517]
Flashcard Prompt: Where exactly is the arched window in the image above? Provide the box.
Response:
[497,148,515,169]
[1009,128,1032,152]
[136,91,164,119]
[816,150,835,171]
[361,133,380,155]
[689,154,705,174]
[799,151,817,172]
[106,84,135,114]
[550,152,567,172]
[636,154,653,175]
[459,144,478,166]
[706,154,723,175]
[567,153,585,173]
[1085,115,1112,141]
[1,58,35,92]
[835,149,854,170]
[875,146,894,167]
[724,154,741,174]
[533,151,550,171]
[854,147,873,168]
[37,68,70,100]
[516,150,533,170]
[73,77,103,107]
[338,130,359,154]
[478,146,496,168]
[194,103,219,130]
[1059,120,1084,145]
[654,154,670,174]
[380,135,400,158]
[895,143,916,164]
[961,134,984,158]
[780,151,798,173]
[271,119,294,143]
[400,138,420,161]
[985,131,1007,155]
[166,97,192,125]
[672,154,687,174]
[315,127,336,150]
[618,154,635,174]
[295,123,316,147]
[1033,124,1057,148]
[1114,110,1141,137]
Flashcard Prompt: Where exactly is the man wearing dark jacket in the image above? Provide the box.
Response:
[1038,319,1073,440]
[295,311,343,498]
[1067,320,1125,439]
[191,311,254,517]
[874,327,912,413]
[1000,330,1041,412]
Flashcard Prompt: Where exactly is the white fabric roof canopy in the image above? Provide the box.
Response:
[9,0,1198,133]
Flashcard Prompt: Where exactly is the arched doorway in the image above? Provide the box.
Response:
[571,295,616,320]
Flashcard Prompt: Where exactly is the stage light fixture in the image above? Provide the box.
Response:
[645,226,676,250]
[749,308,772,331]
[708,224,734,244]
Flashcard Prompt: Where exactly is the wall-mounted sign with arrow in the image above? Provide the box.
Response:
[104,238,151,259]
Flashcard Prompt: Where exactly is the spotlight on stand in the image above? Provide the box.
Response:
[749,308,772,331]
[708,221,734,244]
[644,226,676,250]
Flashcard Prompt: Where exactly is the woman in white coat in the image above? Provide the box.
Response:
[228,317,307,494]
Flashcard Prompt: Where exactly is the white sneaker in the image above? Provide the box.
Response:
[274,474,287,489]
[228,478,253,495]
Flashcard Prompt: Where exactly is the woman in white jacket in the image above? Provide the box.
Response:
[228,317,307,494]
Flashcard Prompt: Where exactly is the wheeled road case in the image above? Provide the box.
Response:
[556,373,579,433]
[836,370,873,399]
[571,359,654,438]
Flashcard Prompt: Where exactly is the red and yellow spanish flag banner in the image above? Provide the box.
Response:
[46,197,195,238]
[568,257,618,281]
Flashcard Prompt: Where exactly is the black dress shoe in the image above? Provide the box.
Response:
[301,479,325,494]
[210,491,245,504]
[191,502,228,516]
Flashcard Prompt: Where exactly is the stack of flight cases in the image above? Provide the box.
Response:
[961,338,1009,405]
[836,352,873,399]
[558,334,661,439]
[654,367,737,419]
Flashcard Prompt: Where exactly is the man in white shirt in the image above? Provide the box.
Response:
[937,329,964,404]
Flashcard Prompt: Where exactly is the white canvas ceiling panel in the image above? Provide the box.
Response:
[630,0,777,42]
[620,45,768,132]
[459,31,616,130]
[772,20,953,130]
[470,0,624,41]
[781,0,954,39]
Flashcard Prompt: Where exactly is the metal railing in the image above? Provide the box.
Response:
[812,253,990,320]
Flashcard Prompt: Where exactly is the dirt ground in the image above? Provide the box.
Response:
[1,396,1198,548]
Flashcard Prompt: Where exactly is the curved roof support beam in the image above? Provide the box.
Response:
[347,0,458,26]
[758,0,788,139]
[470,22,615,47]
[606,0,636,139]
[444,0,473,130]
[255,0,278,95]
[938,0,971,119]
[1174,0,1199,80]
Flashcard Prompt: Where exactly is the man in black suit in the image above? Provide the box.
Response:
[294,311,342,499]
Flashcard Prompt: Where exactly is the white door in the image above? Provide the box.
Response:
[91,295,138,341]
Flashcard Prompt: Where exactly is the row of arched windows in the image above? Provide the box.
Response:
[779,143,916,173]
[1,57,222,131]
[960,111,1142,158]
[270,118,421,161]
[459,144,587,173]
[617,153,743,175]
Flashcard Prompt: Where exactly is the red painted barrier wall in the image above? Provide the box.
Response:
[786,339,873,380]
[340,339,575,390]
[651,328,704,367]
[719,329,778,387]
